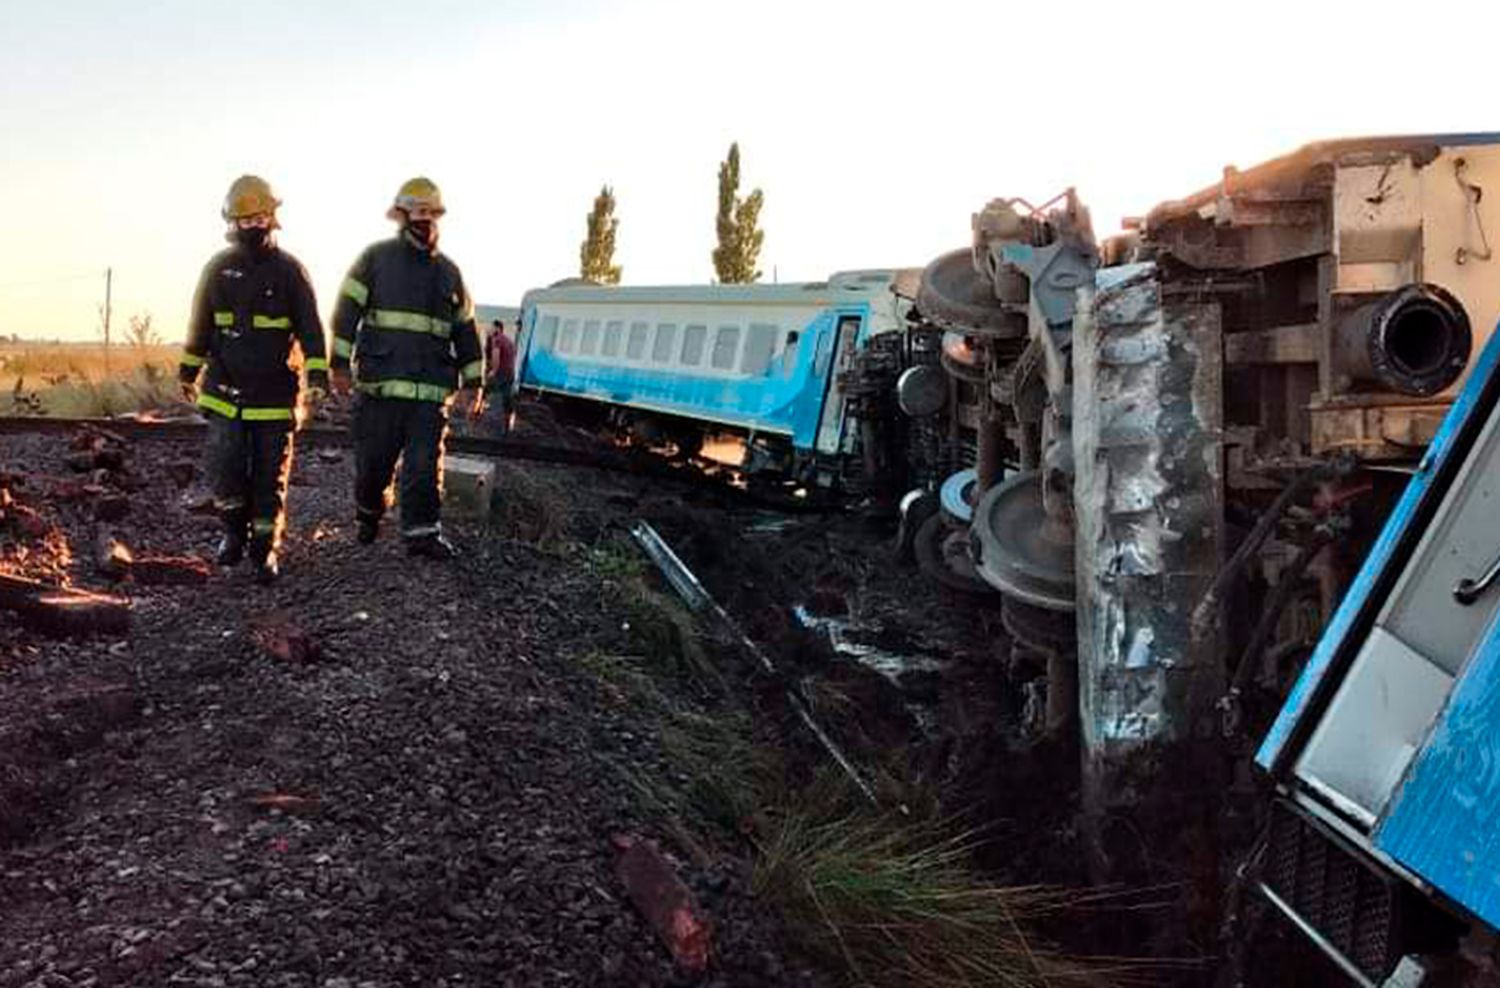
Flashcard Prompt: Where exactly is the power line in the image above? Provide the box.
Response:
[0,270,105,292]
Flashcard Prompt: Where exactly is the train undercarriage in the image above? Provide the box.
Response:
[843,135,1500,984]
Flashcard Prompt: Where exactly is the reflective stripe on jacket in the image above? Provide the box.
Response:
[179,244,328,415]
[330,237,483,402]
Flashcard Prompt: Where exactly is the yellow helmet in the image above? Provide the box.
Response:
[388,176,446,220]
[222,175,281,222]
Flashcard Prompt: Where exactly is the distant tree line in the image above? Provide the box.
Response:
[578,142,766,286]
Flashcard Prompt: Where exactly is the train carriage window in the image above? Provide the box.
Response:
[535,315,559,351]
[652,323,677,363]
[580,320,601,356]
[602,320,624,358]
[742,323,778,375]
[711,325,741,370]
[558,318,579,353]
[681,324,707,366]
[627,321,649,360]
[782,330,800,375]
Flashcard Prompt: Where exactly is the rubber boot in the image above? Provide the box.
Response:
[357,514,380,545]
[406,533,459,560]
[216,509,248,567]
[250,539,280,585]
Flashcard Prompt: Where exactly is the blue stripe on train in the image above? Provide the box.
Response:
[520,305,868,452]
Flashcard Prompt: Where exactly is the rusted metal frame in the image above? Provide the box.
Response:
[1214,197,1326,228]
[1151,218,1331,271]
[1224,323,1320,365]
[1317,254,1339,398]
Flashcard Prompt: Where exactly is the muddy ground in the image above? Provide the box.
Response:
[0,408,1349,987]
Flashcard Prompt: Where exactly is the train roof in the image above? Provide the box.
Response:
[1144,132,1500,229]
[520,269,912,307]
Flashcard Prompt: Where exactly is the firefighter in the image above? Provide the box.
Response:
[329,177,483,559]
[179,175,328,585]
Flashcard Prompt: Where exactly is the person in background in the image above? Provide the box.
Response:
[179,175,327,585]
[481,318,517,436]
[328,176,483,560]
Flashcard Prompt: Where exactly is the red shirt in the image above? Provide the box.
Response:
[486,330,516,385]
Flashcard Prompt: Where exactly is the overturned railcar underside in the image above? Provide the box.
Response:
[886,134,1500,983]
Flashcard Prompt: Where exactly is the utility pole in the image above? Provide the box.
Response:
[102,267,112,376]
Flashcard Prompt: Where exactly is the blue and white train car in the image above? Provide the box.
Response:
[515,271,909,482]
[1256,325,1500,984]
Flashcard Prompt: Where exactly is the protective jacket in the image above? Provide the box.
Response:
[330,237,483,401]
[179,244,328,420]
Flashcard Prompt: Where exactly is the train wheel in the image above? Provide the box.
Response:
[914,514,995,595]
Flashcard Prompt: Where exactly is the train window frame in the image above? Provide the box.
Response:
[558,318,580,354]
[782,329,801,375]
[626,321,649,360]
[580,319,602,356]
[711,325,741,371]
[535,314,559,352]
[652,323,677,363]
[743,323,778,376]
[681,324,707,366]
[602,320,624,358]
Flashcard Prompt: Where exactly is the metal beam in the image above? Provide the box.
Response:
[1225,323,1320,365]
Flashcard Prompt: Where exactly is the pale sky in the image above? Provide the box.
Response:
[1,0,1493,342]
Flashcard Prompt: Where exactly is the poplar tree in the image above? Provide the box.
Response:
[579,185,622,284]
[712,143,765,283]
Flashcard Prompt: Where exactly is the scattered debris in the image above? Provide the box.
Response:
[614,834,714,973]
[250,792,322,815]
[93,528,134,580]
[0,572,131,637]
[631,519,885,809]
[251,618,323,664]
[130,555,211,586]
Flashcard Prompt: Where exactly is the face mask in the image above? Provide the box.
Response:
[232,226,271,249]
[405,220,437,250]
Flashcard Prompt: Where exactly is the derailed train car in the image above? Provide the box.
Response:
[510,133,1500,982]
[514,272,912,492]
[904,134,1500,984]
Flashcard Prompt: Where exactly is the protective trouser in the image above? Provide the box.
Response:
[206,415,294,556]
[353,395,447,539]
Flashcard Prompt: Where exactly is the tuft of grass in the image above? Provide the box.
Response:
[588,534,724,688]
[752,800,1133,988]
[574,537,1137,988]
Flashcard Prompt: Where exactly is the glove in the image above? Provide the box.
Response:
[304,385,327,406]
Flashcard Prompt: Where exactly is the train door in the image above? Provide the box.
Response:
[814,314,862,455]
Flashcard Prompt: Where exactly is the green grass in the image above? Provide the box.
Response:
[566,534,1128,987]
[751,800,1133,988]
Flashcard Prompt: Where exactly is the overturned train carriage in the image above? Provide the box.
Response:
[906,134,1500,983]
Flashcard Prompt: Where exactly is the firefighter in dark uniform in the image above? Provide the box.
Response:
[328,177,483,559]
[179,175,328,584]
